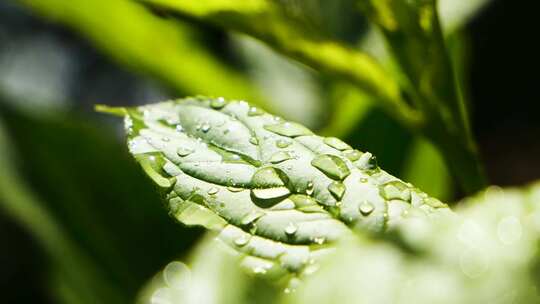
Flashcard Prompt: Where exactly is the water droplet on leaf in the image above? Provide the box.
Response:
[358,201,374,215]
[264,122,312,137]
[324,137,351,151]
[311,154,350,180]
[328,181,346,200]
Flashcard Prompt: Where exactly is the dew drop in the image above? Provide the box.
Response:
[200,122,211,133]
[207,187,219,195]
[249,136,259,145]
[241,211,264,226]
[163,261,191,291]
[176,147,194,157]
[358,201,374,215]
[311,154,350,180]
[276,139,292,148]
[324,137,351,151]
[285,222,298,236]
[248,106,264,116]
[162,136,170,142]
[210,97,227,109]
[234,235,250,246]
[227,186,244,192]
[306,181,314,195]
[175,125,183,132]
[264,122,312,137]
[312,237,325,245]
[252,187,291,200]
[269,151,293,164]
[380,181,411,202]
[343,149,362,161]
[359,177,368,183]
[328,181,346,200]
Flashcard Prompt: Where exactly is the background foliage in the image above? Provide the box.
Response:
[0,0,539,303]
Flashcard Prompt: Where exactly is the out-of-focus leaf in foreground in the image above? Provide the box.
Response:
[289,182,540,303]
[0,103,201,303]
[101,97,450,285]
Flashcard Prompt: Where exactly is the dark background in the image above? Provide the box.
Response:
[1,0,539,302]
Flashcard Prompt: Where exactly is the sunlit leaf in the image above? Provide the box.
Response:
[103,97,449,284]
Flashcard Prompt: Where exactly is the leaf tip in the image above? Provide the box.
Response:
[95,104,127,117]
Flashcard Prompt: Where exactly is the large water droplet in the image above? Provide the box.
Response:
[276,139,292,148]
[328,181,346,200]
[358,201,374,215]
[343,149,362,161]
[269,151,293,164]
[285,222,298,236]
[264,122,312,137]
[324,137,351,151]
[175,125,183,133]
[289,194,322,212]
[210,97,227,109]
[248,106,264,116]
[380,181,411,202]
[176,147,194,157]
[163,261,191,291]
[311,154,350,180]
[252,187,291,200]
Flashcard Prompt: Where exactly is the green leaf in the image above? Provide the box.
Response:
[289,182,540,303]
[139,0,422,129]
[105,97,449,281]
[17,0,265,105]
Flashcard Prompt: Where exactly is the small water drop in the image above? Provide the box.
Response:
[285,222,298,236]
[306,181,314,195]
[234,235,250,246]
[207,187,219,195]
[269,151,293,164]
[359,177,368,183]
[248,106,264,116]
[210,97,226,109]
[358,201,374,215]
[176,147,194,157]
[227,186,244,192]
[162,136,170,142]
[200,122,211,133]
[175,125,183,132]
[276,139,292,148]
[312,237,325,245]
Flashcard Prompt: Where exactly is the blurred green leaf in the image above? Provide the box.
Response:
[290,182,540,303]
[357,0,486,193]
[0,102,201,303]
[137,235,280,304]
[140,0,421,129]
[17,0,265,105]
